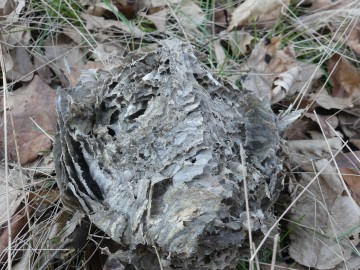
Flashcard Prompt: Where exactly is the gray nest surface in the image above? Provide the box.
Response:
[54,39,282,269]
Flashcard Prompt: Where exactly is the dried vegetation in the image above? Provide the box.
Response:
[0,0,359,269]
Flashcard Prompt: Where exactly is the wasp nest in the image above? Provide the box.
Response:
[54,39,282,269]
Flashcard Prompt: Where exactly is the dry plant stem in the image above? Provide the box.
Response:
[154,245,164,270]
[240,143,254,269]
[270,234,279,270]
[29,117,54,141]
[314,111,360,215]
[250,145,346,262]
[0,41,12,270]
[252,242,260,270]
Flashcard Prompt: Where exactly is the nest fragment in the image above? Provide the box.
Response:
[54,39,282,269]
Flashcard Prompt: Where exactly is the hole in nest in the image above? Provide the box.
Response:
[107,127,116,137]
[128,109,146,120]
[110,111,120,125]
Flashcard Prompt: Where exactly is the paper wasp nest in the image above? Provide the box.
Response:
[54,39,282,269]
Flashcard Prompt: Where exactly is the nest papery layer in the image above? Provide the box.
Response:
[54,39,282,269]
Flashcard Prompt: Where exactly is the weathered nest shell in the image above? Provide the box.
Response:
[54,39,282,269]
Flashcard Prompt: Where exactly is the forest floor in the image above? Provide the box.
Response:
[0,0,360,269]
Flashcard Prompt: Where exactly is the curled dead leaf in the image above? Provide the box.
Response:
[271,66,300,104]
[242,37,321,104]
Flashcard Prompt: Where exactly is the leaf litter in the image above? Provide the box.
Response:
[0,0,360,269]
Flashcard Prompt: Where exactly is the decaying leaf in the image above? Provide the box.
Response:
[143,8,167,32]
[289,159,360,269]
[0,166,27,225]
[271,66,300,104]
[228,0,289,30]
[311,91,353,110]
[150,0,179,8]
[304,113,339,138]
[0,166,30,264]
[241,37,322,105]
[328,53,360,98]
[0,0,25,23]
[6,45,34,82]
[296,0,354,12]
[213,39,227,69]
[220,30,254,57]
[82,13,144,38]
[44,33,85,86]
[296,1,360,57]
[175,0,205,29]
[288,137,342,157]
[0,75,57,164]
[0,0,15,18]
[337,110,360,139]
[335,151,360,205]
[54,39,283,269]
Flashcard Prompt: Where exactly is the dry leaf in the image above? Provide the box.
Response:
[271,66,300,104]
[304,113,339,138]
[143,8,167,32]
[288,137,342,157]
[82,13,144,38]
[0,75,57,164]
[151,0,180,8]
[214,7,230,32]
[328,53,360,98]
[0,0,16,19]
[337,111,360,139]
[6,45,34,82]
[311,92,353,110]
[44,33,84,87]
[228,0,289,30]
[220,30,254,57]
[0,203,34,263]
[213,39,227,69]
[344,24,360,55]
[289,159,360,269]
[33,54,52,84]
[92,0,149,19]
[296,0,354,11]
[1,0,25,23]
[335,151,360,205]
[0,25,30,47]
[0,166,27,224]
[176,0,205,29]
[242,37,320,104]
[26,152,55,176]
